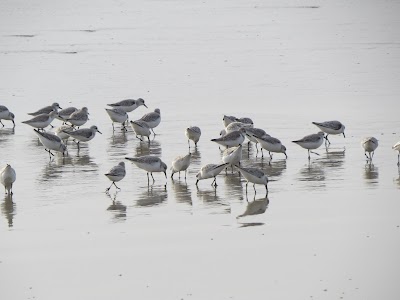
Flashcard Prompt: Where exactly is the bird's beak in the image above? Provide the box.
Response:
[59,106,63,109]
[164,171,167,178]
[284,152,288,158]
[97,130,102,134]
[343,132,346,138]
[144,104,148,108]
[196,179,199,186]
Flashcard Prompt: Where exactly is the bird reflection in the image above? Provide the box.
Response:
[171,180,192,206]
[321,149,346,169]
[109,130,128,146]
[265,159,287,179]
[135,140,162,157]
[196,188,230,214]
[364,162,379,185]
[223,174,244,200]
[135,186,168,207]
[187,148,202,177]
[0,127,15,136]
[238,196,269,217]
[297,162,326,189]
[106,192,127,221]
[394,166,400,188]
[1,195,16,227]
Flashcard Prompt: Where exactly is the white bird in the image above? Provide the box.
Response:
[28,102,62,116]
[292,132,325,160]
[125,155,167,184]
[245,127,270,153]
[64,125,102,149]
[362,137,378,161]
[185,126,201,148]
[56,107,78,122]
[236,117,254,128]
[130,120,151,142]
[195,163,229,187]
[211,128,246,148]
[393,141,400,165]
[171,153,191,179]
[255,135,287,161]
[66,107,89,127]
[105,108,128,131]
[54,125,74,141]
[235,165,269,196]
[105,162,126,192]
[312,120,345,144]
[0,105,15,128]
[220,122,251,137]
[140,108,161,136]
[22,111,58,130]
[222,115,237,128]
[107,98,147,112]
[34,129,67,158]
[222,145,243,172]
[1,164,16,195]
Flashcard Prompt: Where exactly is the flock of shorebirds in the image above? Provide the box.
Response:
[1,100,400,198]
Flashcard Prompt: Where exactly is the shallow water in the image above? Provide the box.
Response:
[1,0,400,299]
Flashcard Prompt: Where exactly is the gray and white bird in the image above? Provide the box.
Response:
[105,162,126,192]
[171,153,191,179]
[292,132,325,160]
[255,135,287,160]
[1,164,16,195]
[130,120,151,142]
[222,145,243,172]
[63,125,102,149]
[105,108,128,131]
[125,155,167,184]
[0,105,15,128]
[211,128,246,148]
[195,163,229,187]
[235,165,269,197]
[107,98,147,112]
[28,102,62,116]
[185,126,201,148]
[245,127,270,153]
[55,125,74,142]
[139,108,161,136]
[312,120,345,144]
[34,129,67,158]
[222,115,237,128]
[362,137,378,161]
[56,107,78,122]
[22,111,59,130]
[66,107,89,127]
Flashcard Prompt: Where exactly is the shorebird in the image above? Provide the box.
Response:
[1,164,16,195]
[125,155,167,184]
[312,121,345,144]
[362,137,378,161]
[211,128,246,148]
[130,120,151,142]
[64,125,102,149]
[56,107,78,122]
[105,108,128,131]
[34,129,67,158]
[107,98,147,112]
[66,107,89,127]
[28,102,62,116]
[222,145,243,173]
[245,127,270,153]
[292,132,325,160]
[255,135,287,161]
[195,163,229,187]
[0,105,15,128]
[105,162,126,192]
[234,165,269,196]
[185,126,201,148]
[170,153,191,179]
[22,111,58,130]
[140,108,161,136]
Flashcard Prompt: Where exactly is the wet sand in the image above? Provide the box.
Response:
[1,0,400,299]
